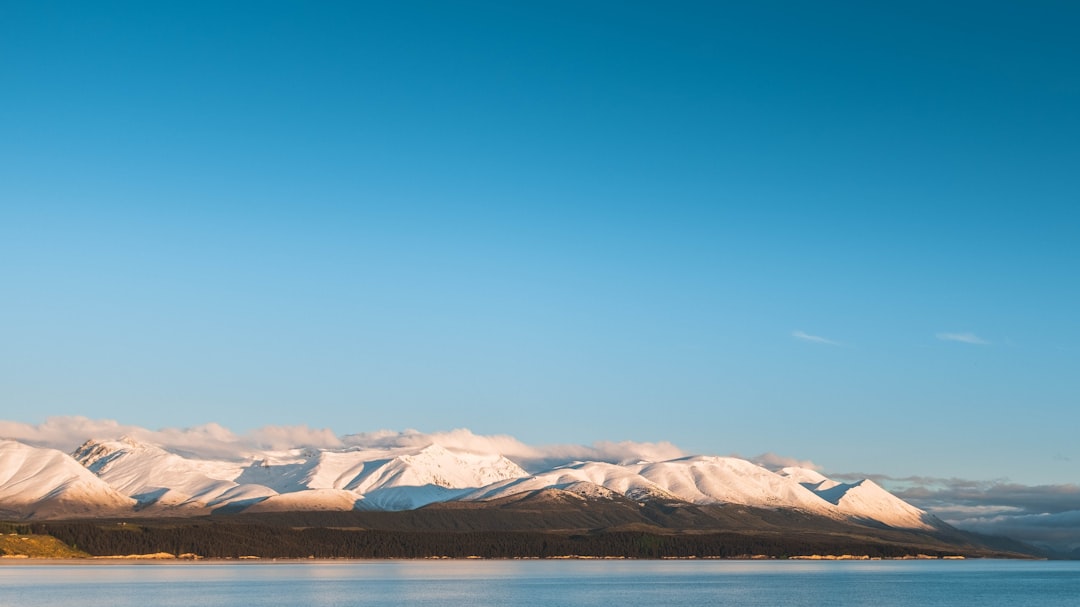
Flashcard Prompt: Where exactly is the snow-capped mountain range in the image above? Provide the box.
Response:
[0,434,936,530]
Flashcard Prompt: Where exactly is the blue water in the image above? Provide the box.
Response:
[1,559,1077,607]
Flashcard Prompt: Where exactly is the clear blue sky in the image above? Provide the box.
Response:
[2,1,1077,484]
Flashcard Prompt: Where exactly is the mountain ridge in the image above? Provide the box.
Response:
[5,435,938,533]
[0,435,1048,558]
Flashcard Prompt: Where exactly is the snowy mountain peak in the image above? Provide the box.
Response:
[73,439,131,473]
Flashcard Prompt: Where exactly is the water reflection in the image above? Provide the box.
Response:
[1,560,1078,607]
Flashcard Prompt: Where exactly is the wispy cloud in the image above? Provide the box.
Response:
[791,330,841,346]
[936,332,990,345]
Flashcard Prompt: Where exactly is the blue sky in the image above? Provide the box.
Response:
[2,1,1078,485]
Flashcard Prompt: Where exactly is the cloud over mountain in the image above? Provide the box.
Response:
[0,417,343,460]
[0,417,685,472]
[749,452,822,472]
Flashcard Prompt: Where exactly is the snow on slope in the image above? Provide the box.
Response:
[242,488,360,513]
[470,457,832,513]
[71,439,528,513]
[828,480,933,529]
[293,443,526,494]
[465,461,679,503]
[471,458,935,529]
[72,438,276,513]
[349,444,527,493]
[0,439,135,518]
[636,456,832,512]
[247,443,530,510]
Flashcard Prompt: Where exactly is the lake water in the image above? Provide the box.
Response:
[1,559,1077,606]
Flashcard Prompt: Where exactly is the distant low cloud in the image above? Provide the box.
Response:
[936,332,990,345]
[832,471,1080,554]
[906,481,1080,555]
[791,330,841,346]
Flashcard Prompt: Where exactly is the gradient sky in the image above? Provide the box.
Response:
[2,1,1078,485]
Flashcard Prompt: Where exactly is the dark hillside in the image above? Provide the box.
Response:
[22,493,1040,559]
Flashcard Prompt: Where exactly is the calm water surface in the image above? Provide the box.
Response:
[1,559,1077,606]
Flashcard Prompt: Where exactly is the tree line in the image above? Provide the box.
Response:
[27,521,951,559]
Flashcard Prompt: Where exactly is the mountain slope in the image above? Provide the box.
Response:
[72,438,276,514]
[0,440,135,518]
[469,458,936,530]
[635,456,832,512]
